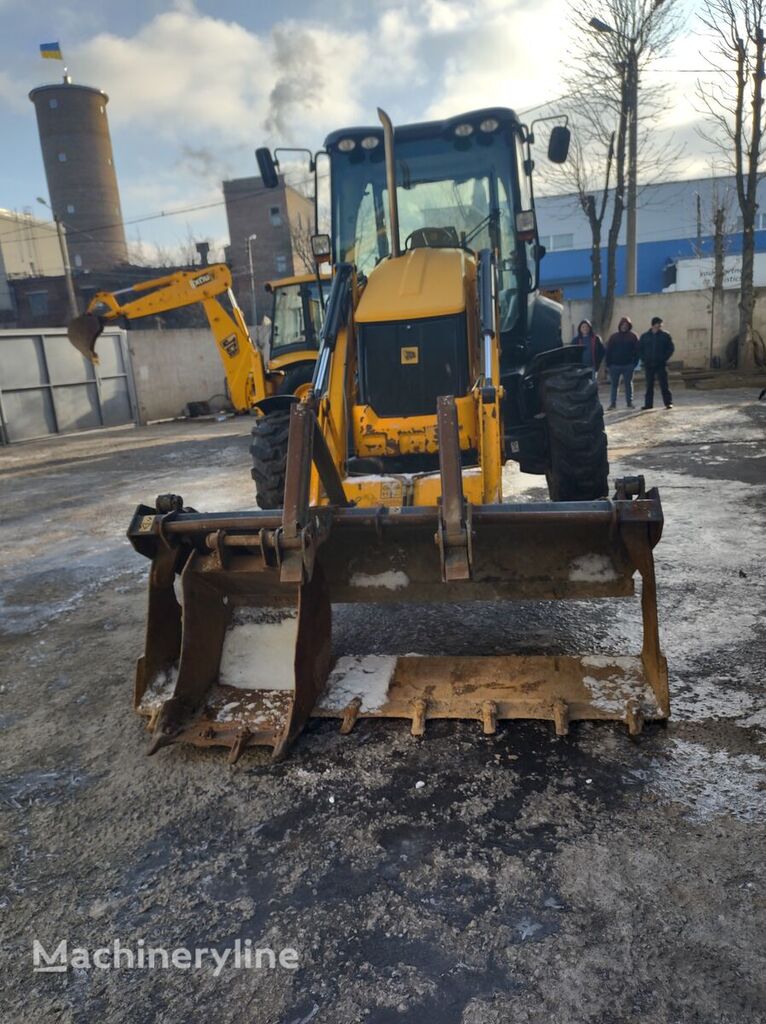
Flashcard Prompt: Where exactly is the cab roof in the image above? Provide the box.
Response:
[324,107,522,150]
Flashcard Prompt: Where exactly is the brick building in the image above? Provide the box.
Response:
[222,174,313,325]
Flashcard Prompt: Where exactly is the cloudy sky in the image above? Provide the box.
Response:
[0,0,720,260]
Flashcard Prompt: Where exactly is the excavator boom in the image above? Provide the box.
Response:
[67,264,266,411]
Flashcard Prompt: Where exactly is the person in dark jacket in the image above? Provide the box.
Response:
[570,319,605,380]
[639,316,674,409]
[605,315,639,409]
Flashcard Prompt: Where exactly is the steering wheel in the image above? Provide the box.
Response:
[404,226,460,250]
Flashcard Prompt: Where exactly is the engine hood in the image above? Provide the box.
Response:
[355,248,475,324]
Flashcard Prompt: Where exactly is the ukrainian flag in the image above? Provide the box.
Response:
[40,42,63,60]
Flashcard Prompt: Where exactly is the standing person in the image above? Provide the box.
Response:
[570,319,605,380]
[605,316,639,409]
[639,316,674,410]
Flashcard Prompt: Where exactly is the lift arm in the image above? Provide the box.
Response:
[67,264,267,412]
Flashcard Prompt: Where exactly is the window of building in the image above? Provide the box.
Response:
[49,98,58,109]
[275,254,288,274]
[73,254,83,268]
[58,152,66,162]
[99,105,105,114]
[735,212,766,231]
[270,205,282,226]
[539,233,574,252]
[107,157,112,166]
[67,203,75,214]
[28,291,49,316]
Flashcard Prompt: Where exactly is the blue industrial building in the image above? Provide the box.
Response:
[535,175,766,298]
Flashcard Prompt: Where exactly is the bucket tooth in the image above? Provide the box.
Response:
[228,728,252,764]
[410,698,428,737]
[481,700,498,735]
[552,698,569,737]
[340,697,362,735]
[146,697,190,755]
[625,699,645,736]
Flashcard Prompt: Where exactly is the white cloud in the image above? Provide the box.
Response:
[73,11,268,141]
[423,0,569,119]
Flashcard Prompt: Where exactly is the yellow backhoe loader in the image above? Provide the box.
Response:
[125,107,669,763]
[67,264,329,503]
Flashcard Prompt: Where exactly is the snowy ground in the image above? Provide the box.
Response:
[1,387,765,1023]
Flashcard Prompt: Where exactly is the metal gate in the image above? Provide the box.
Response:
[0,327,136,444]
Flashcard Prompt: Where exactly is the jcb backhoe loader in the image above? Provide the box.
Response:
[67,265,329,501]
[126,107,669,763]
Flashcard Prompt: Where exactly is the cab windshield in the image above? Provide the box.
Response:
[330,124,527,329]
[270,279,330,353]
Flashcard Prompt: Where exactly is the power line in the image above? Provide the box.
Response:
[1,172,318,247]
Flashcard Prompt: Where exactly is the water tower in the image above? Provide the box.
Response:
[29,75,128,271]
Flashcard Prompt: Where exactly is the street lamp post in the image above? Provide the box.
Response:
[36,197,78,319]
[588,17,639,296]
[247,233,258,328]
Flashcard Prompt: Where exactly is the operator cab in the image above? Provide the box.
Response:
[324,107,538,355]
[265,276,331,359]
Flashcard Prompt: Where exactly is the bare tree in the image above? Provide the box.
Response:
[698,0,766,366]
[288,211,316,275]
[549,0,679,334]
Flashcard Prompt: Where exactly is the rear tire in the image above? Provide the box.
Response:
[540,365,609,501]
[249,410,290,509]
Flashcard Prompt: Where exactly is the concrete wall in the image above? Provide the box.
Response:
[127,329,228,423]
[563,288,766,367]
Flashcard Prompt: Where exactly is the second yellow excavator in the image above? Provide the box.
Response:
[67,263,330,504]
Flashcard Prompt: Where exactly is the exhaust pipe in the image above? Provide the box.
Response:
[377,108,401,259]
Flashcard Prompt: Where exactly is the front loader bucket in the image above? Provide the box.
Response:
[67,313,104,365]
[131,512,331,762]
[127,474,668,762]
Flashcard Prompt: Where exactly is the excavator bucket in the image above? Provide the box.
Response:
[67,313,104,365]
[127,404,669,763]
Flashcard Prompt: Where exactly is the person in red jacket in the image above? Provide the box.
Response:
[605,316,639,409]
[570,319,605,381]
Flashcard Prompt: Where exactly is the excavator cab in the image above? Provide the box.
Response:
[265,276,329,358]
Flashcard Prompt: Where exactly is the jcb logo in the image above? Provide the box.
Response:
[221,334,239,357]
[189,273,213,289]
[401,346,419,365]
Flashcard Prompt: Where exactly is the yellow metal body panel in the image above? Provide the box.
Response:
[264,272,331,291]
[267,349,318,372]
[352,394,478,458]
[355,248,473,323]
[341,469,484,507]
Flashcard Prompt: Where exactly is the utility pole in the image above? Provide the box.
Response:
[37,196,78,319]
[247,233,258,328]
[625,43,639,295]
[53,215,78,319]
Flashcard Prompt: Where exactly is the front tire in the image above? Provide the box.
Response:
[540,365,609,501]
[249,409,291,509]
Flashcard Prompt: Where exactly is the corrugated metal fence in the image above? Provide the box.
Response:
[0,327,136,444]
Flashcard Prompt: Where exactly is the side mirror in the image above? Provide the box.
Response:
[255,147,279,189]
[548,125,570,164]
[515,210,536,242]
[311,233,332,265]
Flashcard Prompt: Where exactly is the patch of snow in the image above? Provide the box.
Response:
[218,607,298,691]
[139,666,177,709]
[569,554,619,583]
[349,570,410,591]
[581,658,661,715]
[645,738,766,822]
[318,655,398,712]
